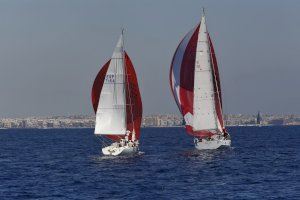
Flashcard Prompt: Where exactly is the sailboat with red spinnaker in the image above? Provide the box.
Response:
[170,10,231,150]
[91,31,142,156]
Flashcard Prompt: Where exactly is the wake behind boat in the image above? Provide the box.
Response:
[91,30,143,156]
[170,9,231,150]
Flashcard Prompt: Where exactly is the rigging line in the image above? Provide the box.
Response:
[122,29,128,135]
[117,135,125,142]
[123,32,135,138]
[95,135,109,148]
[101,135,123,148]
[113,57,118,107]
[110,57,123,60]
[208,34,224,133]
[103,82,126,85]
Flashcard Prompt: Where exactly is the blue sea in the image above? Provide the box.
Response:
[0,126,299,199]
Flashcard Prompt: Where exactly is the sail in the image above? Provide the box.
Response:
[91,35,142,141]
[193,15,219,131]
[170,15,225,137]
[95,35,126,136]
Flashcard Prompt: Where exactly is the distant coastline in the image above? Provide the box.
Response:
[0,114,299,129]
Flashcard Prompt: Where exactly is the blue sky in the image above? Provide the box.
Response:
[0,0,299,117]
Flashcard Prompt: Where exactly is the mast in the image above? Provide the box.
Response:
[122,29,136,141]
[121,29,127,134]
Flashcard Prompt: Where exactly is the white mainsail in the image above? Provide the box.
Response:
[193,15,219,131]
[94,34,127,135]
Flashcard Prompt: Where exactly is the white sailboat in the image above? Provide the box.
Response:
[91,31,143,156]
[170,9,231,150]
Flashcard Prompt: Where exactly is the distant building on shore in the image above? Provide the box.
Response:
[256,111,262,125]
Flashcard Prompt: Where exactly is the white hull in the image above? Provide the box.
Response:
[102,142,138,156]
[194,136,231,150]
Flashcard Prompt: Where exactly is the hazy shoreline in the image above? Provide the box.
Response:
[0,114,299,129]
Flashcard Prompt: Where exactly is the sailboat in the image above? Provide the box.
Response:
[169,9,231,150]
[91,30,143,156]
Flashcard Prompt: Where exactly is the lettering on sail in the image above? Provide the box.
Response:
[104,74,115,83]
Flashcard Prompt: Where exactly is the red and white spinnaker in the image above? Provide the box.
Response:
[169,13,227,139]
